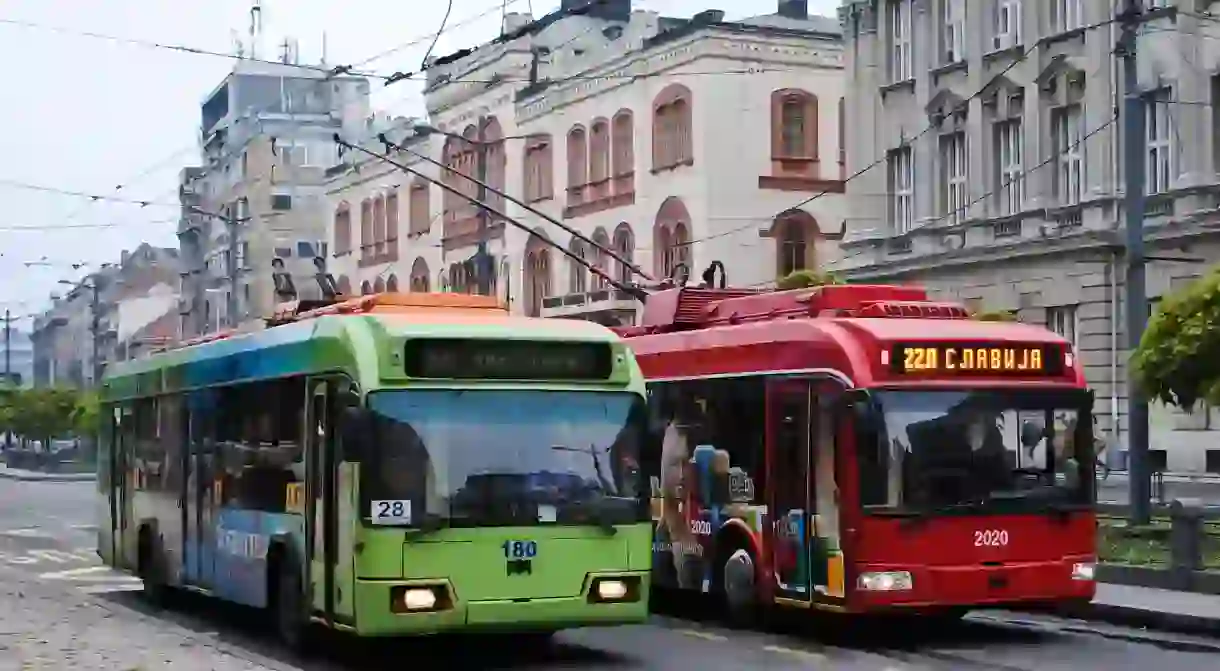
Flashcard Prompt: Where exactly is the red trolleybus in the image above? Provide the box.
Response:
[616,284,1097,623]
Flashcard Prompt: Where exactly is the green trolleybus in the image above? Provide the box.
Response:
[96,292,651,646]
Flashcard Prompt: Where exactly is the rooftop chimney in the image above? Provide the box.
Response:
[777,0,808,19]
[503,12,533,34]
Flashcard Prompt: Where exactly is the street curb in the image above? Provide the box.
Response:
[1034,602,1220,638]
[0,471,95,482]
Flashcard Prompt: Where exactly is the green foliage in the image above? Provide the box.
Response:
[1132,267,1220,409]
[776,269,844,290]
[0,387,87,443]
[971,309,1018,322]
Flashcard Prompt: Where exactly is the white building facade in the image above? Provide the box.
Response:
[840,0,1220,473]
[326,0,849,326]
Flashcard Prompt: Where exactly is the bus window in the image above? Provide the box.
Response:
[216,378,306,512]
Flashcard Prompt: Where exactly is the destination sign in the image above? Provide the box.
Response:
[403,338,614,380]
[890,343,1063,376]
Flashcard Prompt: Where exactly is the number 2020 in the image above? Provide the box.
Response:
[974,529,1008,547]
[502,540,538,558]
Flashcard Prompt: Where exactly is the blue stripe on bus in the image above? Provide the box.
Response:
[211,508,305,608]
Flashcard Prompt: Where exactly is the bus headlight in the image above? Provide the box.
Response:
[401,588,438,610]
[1071,562,1096,581]
[596,580,629,601]
[857,571,913,591]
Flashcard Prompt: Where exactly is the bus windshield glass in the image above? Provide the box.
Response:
[364,389,647,528]
[859,389,1093,514]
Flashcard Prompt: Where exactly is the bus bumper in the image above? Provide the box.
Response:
[350,571,650,637]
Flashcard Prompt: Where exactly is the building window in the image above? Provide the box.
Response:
[1052,105,1083,205]
[385,190,399,260]
[939,132,967,225]
[568,238,588,294]
[611,110,635,193]
[567,126,588,205]
[408,182,430,235]
[652,84,693,171]
[1046,305,1078,346]
[612,223,635,283]
[888,146,914,233]
[993,0,1022,50]
[333,203,352,255]
[1050,0,1082,33]
[1146,89,1174,195]
[995,119,1024,215]
[372,195,386,256]
[837,97,846,174]
[941,0,965,64]
[589,119,611,200]
[271,194,292,211]
[359,198,373,259]
[522,135,553,203]
[888,0,913,82]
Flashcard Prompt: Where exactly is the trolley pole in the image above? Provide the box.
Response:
[1119,0,1151,526]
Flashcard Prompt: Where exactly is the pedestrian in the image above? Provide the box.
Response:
[1093,413,1114,482]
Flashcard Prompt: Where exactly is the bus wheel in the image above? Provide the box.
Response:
[137,526,167,606]
[722,548,759,629]
[271,554,309,651]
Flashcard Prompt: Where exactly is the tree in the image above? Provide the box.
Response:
[5,388,80,447]
[971,309,1018,322]
[777,269,843,290]
[1131,268,1220,409]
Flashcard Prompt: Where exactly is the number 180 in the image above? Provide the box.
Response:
[502,540,537,558]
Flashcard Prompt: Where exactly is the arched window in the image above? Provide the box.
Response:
[837,96,846,176]
[773,210,819,277]
[333,202,352,255]
[372,195,387,257]
[385,274,398,292]
[568,237,588,294]
[771,89,819,165]
[524,232,552,317]
[591,227,611,290]
[522,134,554,203]
[409,257,430,292]
[612,223,635,283]
[567,126,588,205]
[482,117,507,211]
[589,119,611,201]
[385,190,399,261]
[336,275,351,296]
[360,280,372,295]
[611,110,635,195]
[408,181,431,235]
[360,198,373,260]
[373,277,386,293]
[654,197,692,280]
[652,84,693,171]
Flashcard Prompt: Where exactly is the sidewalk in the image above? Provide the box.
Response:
[1052,583,1220,637]
[0,464,95,482]
[1103,470,1220,484]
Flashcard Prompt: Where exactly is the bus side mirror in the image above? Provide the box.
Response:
[841,389,874,421]
[339,396,371,462]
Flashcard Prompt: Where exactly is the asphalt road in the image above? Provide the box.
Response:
[2,479,1219,669]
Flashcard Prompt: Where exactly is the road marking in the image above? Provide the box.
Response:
[0,527,56,538]
[678,629,727,641]
[762,645,828,661]
[39,565,111,579]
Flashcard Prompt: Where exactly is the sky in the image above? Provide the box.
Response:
[0,0,841,327]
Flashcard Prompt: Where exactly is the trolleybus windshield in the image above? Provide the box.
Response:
[858,389,1093,515]
[362,389,648,528]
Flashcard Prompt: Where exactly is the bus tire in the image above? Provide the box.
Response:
[721,547,760,629]
[269,546,309,651]
[137,524,167,606]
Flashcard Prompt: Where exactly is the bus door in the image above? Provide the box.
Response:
[306,379,338,623]
[100,406,121,565]
[766,380,812,603]
[116,404,135,568]
[184,390,219,588]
